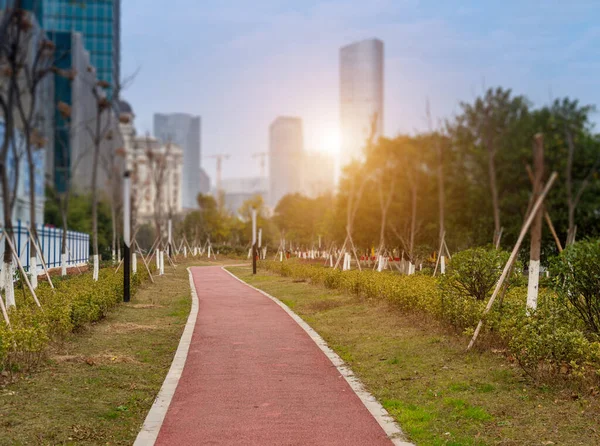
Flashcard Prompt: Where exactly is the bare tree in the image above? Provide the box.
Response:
[0,3,52,303]
[144,135,173,246]
[84,68,136,280]
[376,171,395,255]
[13,30,58,288]
[99,129,125,263]
[46,100,97,275]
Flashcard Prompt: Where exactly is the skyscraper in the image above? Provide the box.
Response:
[48,30,105,193]
[269,117,303,208]
[39,0,121,96]
[153,113,203,209]
[339,38,384,165]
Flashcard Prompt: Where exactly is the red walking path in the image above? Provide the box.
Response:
[153,266,398,445]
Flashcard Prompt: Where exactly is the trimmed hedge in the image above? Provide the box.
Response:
[0,267,149,372]
[261,256,600,383]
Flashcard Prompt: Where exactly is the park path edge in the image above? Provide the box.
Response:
[133,267,199,446]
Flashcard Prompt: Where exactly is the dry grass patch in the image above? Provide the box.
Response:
[52,353,139,365]
[96,322,158,333]
[129,303,164,309]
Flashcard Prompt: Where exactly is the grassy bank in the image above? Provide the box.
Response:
[230,266,600,446]
[0,261,201,445]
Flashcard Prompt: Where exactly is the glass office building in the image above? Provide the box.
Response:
[40,0,121,96]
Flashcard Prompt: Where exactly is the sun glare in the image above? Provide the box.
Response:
[319,127,341,155]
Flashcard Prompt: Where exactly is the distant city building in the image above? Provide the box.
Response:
[132,136,184,224]
[153,113,205,210]
[301,151,335,198]
[119,103,183,224]
[339,38,384,166]
[220,177,268,216]
[39,0,121,97]
[269,117,304,207]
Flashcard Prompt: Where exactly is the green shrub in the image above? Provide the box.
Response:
[551,239,600,336]
[259,256,600,383]
[440,247,514,301]
[498,287,600,376]
[0,266,150,372]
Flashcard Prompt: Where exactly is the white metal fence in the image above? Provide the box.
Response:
[0,221,90,271]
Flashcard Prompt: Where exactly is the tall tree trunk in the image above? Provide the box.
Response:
[565,129,575,246]
[60,195,69,276]
[379,207,387,252]
[527,134,544,311]
[437,138,445,245]
[487,148,501,246]
[0,111,16,307]
[91,112,101,281]
[25,140,39,288]
[409,184,417,261]
[111,202,117,263]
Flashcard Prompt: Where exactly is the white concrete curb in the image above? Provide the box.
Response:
[222,266,414,446]
[133,267,199,446]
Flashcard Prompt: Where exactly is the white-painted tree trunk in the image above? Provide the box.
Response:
[159,251,165,275]
[208,245,211,259]
[377,255,384,272]
[117,248,121,263]
[194,247,198,256]
[527,259,540,312]
[343,253,350,271]
[1,261,15,308]
[247,248,252,259]
[93,255,99,281]
[440,256,446,275]
[132,253,137,274]
[112,249,116,264]
[156,251,160,269]
[408,262,415,275]
[184,246,187,258]
[30,257,38,289]
[280,251,283,262]
[61,253,67,276]
[329,255,333,267]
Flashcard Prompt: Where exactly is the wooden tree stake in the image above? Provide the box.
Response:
[467,172,558,350]
[2,231,42,308]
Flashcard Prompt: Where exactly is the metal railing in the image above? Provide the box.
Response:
[0,221,90,271]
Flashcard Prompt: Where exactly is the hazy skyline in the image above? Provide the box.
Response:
[121,0,600,182]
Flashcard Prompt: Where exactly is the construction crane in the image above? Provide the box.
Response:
[207,154,230,207]
[252,152,268,178]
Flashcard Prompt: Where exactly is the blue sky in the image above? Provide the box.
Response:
[121,0,600,181]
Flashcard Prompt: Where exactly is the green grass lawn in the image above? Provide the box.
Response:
[230,266,600,446]
[0,260,207,445]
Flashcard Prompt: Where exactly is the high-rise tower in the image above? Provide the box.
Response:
[340,38,384,165]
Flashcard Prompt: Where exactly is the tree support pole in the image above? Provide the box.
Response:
[467,172,558,351]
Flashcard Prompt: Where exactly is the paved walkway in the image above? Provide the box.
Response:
[155,266,394,445]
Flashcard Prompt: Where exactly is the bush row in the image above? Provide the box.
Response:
[260,243,600,383]
[0,266,150,372]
